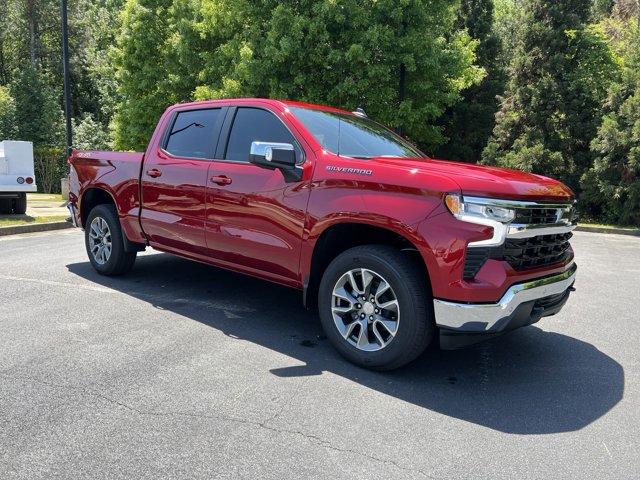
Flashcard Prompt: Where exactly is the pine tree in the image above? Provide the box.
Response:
[436,0,505,162]
[581,26,640,225]
[482,0,619,191]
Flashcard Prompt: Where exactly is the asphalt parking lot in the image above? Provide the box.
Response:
[0,229,638,479]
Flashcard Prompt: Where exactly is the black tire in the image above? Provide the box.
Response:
[85,204,136,276]
[0,199,12,214]
[318,245,435,371]
[14,193,27,214]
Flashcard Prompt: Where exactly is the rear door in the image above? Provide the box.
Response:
[204,105,311,283]
[141,107,225,253]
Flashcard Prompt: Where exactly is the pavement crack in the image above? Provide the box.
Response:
[2,371,436,479]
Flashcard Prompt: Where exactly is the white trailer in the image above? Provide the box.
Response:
[0,141,37,214]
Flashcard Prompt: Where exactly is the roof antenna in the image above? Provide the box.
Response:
[353,107,367,118]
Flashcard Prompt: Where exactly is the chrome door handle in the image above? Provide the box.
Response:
[146,168,162,178]
[210,175,232,186]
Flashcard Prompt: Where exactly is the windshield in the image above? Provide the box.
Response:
[289,107,424,159]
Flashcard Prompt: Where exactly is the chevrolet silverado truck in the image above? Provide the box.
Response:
[68,99,577,370]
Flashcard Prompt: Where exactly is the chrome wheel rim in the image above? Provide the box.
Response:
[331,268,400,352]
[88,217,112,265]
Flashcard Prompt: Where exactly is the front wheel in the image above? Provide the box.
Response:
[318,245,435,371]
[85,204,136,276]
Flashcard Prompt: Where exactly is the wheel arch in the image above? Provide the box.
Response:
[303,220,432,308]
[79,187,117,228]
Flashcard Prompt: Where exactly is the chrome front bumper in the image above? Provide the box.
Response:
[434,262,577,333]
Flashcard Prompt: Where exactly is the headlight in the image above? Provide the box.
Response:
[445,194,515,223]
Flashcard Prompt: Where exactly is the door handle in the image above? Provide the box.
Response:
[146,168,162,178]
[210,175,232,186]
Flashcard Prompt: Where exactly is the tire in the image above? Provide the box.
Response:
[0,199,12,214]
[14,193,27,214]
[318,245,435,371]
[85,204,136,276]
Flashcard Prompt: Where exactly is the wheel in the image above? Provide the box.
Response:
[85,204,136,275]
[318,245,435,371]
[0,199,12,214]
[14,193,27,214]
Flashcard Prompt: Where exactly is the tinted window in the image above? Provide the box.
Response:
[165,109,222,159]
[290,107,423,159]
[225,108,300,162]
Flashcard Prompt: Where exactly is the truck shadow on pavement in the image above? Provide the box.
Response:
[67,252,624,435]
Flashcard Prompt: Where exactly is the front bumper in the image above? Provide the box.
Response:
[434,262,576,348]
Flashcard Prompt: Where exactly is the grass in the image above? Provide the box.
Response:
[0,215,69,227]
[578,222,640,234]
[27,193,66,204]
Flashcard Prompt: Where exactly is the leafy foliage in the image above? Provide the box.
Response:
[0,85,16,140]
[190,0,483,150]
[436,0,506,162]
[581,29,640,224]
[482,0,620,192]
[10,63,64,147]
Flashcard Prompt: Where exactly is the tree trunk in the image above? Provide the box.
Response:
[26,0,37,67]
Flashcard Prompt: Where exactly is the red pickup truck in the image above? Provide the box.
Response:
[68,98,577,370]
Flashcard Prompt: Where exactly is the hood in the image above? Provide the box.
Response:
[371,157,575,203]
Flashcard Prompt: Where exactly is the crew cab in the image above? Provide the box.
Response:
[68,99,577,370]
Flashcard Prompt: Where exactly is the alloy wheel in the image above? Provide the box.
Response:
[331,268,400,352]
[88,216,112,265]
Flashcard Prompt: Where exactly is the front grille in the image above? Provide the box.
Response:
[514,207,560,225]
[463,232,573,279]
[503,232,572,270]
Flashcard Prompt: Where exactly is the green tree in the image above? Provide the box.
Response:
[192,0,483,150]
[482,0,620,192]
[437,0,505,162]
[0,85,17,139]
[73,113,111,149]
[111,0,195,150]
[581,27,640,225]
[10,63,64,146]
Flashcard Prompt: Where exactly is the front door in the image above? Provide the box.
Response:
[205,106,311,282]
[140,107,225,253]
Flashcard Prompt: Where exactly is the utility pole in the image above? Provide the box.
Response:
[61,0,73,155]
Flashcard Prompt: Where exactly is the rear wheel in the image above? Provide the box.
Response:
[0,199,12,214]
[85,204,136,275]
[318,245,435,370]
[13,193,27,214]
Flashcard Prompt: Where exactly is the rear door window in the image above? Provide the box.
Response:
[165,108,223,159]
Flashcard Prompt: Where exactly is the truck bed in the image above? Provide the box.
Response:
[68,149,145,243]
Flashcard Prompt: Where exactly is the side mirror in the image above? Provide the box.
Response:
[250,142,297,170]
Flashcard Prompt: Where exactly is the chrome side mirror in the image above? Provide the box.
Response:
[249,141,297,169]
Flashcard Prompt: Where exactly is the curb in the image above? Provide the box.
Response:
[0,220,74,237]
[575,225,640,237]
